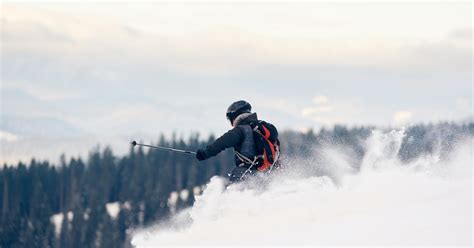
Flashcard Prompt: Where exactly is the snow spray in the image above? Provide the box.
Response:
[132,129,472,246]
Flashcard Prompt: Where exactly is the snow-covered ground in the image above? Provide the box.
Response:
[132,129,472,247]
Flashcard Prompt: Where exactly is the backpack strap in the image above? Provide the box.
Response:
[234,151,263,181]
[235,150,264,167]
[267,143,280,173]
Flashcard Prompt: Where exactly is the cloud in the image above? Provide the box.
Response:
[0,131,19,142]
[302,95,332,118]
[301,95,366,126]
[455,97,471,113]
[301,105,334,116]
[3,5,139,46]
[312,95,329,105]
[448,28,473,41]
[3,4,472,76]
[0,87,62,118]
[1,115,86,139]
[393,111,413,125]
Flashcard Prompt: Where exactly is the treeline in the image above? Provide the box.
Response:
[1,122,472,248]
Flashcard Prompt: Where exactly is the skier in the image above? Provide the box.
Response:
[196,100,280,182]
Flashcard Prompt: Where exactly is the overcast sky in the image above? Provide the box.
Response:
[1,2,472,164]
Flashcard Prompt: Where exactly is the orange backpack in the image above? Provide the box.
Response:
[236,121,280,172]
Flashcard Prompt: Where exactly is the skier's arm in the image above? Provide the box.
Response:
[197,127,243,160]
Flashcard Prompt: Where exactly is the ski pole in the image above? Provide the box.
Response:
[131,141,197,155]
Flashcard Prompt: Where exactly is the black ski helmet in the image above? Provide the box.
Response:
[226,100,252,123]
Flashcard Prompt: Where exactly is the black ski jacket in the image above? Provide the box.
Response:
[199,113,258,165]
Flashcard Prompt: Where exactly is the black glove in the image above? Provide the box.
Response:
[196,149,207,161]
